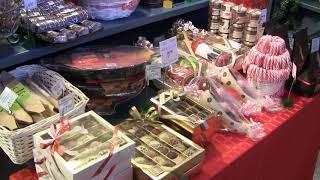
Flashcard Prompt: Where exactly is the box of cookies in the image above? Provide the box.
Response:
[118,120,205,180]
[33,111,135,180]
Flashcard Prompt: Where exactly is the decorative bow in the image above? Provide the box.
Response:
[40,116,70,156]
[129,106,160,123]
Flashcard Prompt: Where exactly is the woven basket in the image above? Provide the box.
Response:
[0,65,89,164]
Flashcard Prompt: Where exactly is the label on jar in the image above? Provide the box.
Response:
[248,20,259,27]
[220,19,230,28]
[219,26,230,33]
[210,23,219,30]
[211,9,220,16]
[245,34,257,43]
[232,31,243,39]
[221,11,232,19]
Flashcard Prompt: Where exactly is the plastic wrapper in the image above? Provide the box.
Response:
[69,24,89,37]
[38,31,68,43]
[41,46,154,81]
[80,20,102,33]
[79,0,140,21]
[58,28,77,40]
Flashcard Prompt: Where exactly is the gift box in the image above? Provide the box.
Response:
[33,111,135,180]
[118,120,205,179]
[151,92,216,143]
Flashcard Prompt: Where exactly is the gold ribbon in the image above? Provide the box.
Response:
[128,106,162,124]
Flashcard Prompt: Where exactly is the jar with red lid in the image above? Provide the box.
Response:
[220,2,234,19]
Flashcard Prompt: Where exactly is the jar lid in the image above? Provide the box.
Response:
[232,6,247,13]
[210,15,220,20]
[210,0,223,8]
[233,23,245,28]
[247,9,261,18]
[245,26,257,32]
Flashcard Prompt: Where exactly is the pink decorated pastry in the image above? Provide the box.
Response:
[242,35,292,83]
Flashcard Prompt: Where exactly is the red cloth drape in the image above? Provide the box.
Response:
[192,95,320,180]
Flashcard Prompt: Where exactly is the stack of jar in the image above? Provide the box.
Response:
[208,0,222,34]
[219,2,234,38]
[243,9,261,47]
[229,5,247,43]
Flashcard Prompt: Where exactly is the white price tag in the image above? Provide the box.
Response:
[51,81,65,99]
[0,87,18,112]
[311,37,320,53]
[59,94,75,115]
[146,63,162,80]
[24,0,37,10]
[159,36,179,67]
[259,8,267,25]
[292,62,297,79]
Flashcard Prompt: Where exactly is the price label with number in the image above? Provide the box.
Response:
[146,63,162,81]
[159,36,179,67]
[24,0,37,10]
[0,87,18,112]
[59,94,75,116]
[311,37,320,53]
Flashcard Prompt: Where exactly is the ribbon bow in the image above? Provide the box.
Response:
[129,106,160,123]
[40,116,70,156]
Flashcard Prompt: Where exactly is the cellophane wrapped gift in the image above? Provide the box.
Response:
[79,0,140,20]
[41,46,154,115]
[33,111,135,180]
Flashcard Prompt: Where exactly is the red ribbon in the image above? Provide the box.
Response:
[91,128,119,179]
[40,116,70,156]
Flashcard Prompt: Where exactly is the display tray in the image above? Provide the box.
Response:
[118,120,205,180]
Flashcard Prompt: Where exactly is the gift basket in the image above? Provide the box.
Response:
[79,0,140,20]
[42,45,154,115]
[242,35,292,97]
[0,0,22,43]
[0,65,89,164]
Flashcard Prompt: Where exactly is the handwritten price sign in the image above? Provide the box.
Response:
[159,36,179,67]
[146,63,162,81]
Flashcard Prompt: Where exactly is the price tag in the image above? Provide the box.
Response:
[51,81,65,99]
[159,36,178,67]
[259,8,267,25]
[0,87,18,112]
[146,63,162,81]
[59,94,75,115]
[24,0,37,10]
[311,37,320,53]
[292,62,297,79]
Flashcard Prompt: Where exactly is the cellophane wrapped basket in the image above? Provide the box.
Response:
[79,0,140,20]
[0,65,89,164]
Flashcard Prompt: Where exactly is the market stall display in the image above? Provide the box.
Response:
[0,65,89,164]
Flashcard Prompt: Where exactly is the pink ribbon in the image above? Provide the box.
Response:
[40,116,70,156]
[34,157,48,178]
[91,128,119,179]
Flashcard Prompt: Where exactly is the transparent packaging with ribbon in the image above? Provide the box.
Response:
[117,107,205,180]
[33,111,135,180]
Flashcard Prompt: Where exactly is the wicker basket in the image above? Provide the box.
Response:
[0,65,89,164]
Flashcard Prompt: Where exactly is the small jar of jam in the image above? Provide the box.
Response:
[220,2,234,19]
[231,6,247,24]
[246,9,261,27]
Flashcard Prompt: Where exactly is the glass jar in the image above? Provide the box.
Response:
[246,9,261,28]
[231,5,247,24]
[220,2,234,19]
[243,26,257,44]
[230,23,244,40]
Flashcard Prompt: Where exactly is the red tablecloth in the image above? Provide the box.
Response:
[192,95,320,180]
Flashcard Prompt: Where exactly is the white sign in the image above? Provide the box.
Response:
[59,94,75,116]
[259,8,267,25]
[24,0,37,10]
[292,62,297,79]
[146,63,162,81]
[159,36,179,67]
[51,81,65,99]
[311,37,320,53]
[0,87,18,112]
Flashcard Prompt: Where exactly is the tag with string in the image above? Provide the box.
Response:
[0,87,18,113]
[58,94,75,116]
[283,63,297,108]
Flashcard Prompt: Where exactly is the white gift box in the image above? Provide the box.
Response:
[33,111,135,180]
